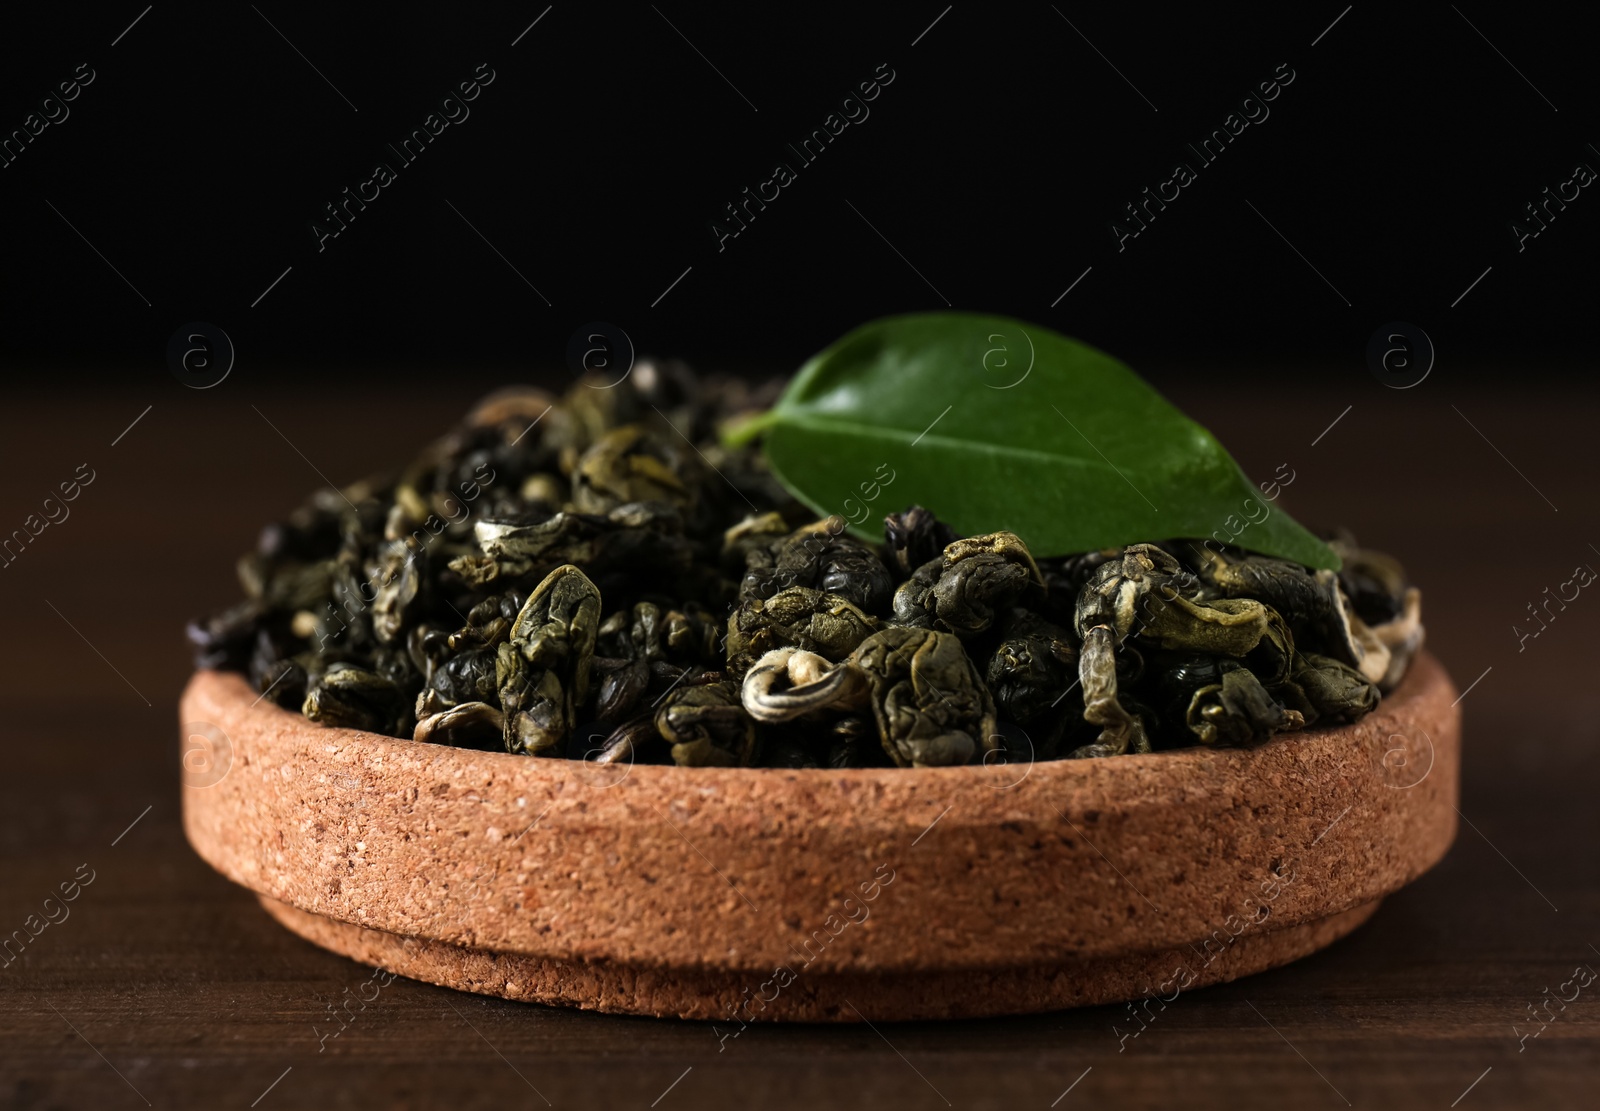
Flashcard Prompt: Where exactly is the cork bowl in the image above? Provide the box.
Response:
[180,653,1459,1022]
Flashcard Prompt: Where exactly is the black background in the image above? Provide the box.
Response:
[1,2,1593,389]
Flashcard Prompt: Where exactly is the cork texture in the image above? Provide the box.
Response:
[261,893,1383,1021]
[181,653,1458,1009]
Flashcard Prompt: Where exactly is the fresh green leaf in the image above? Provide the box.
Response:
[727,312,1339,570]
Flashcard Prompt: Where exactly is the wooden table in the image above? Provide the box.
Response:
[2,380,1593,1110]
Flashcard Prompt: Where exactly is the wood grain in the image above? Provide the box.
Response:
[1,383,1595,1110]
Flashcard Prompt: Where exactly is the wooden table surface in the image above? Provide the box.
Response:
[2,379,1595,1110]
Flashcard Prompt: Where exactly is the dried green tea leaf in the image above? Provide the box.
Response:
[984,608,1078,728]
[1184,666,1302,747]
[851,626,997,768]
[740,646,869,723]
[724,587,879,675]
[193,354,1422,768]
[498,565,602,755]
[414,700,506,749]
[1275,652,1379,725]
[893,531,1044,635]
[656,680,756,767]
[303,663,410,735]
[1072,625,1152,759]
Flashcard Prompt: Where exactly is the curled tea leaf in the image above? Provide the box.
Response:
[572,425,694,513]
[414,700,506,749]
[1370,588,1424,693]
[851,626,996,768]
[893,531,1045,636]
[656,680,756,767]
[740,517,894,614]
[1275,652,1380,725]
[1192,547,1361,672]
[1073,544,1199,643]
[368,540,427,645]
[303,663,410,736]
[724,587,879,675]
[1184,666,1302,747]
[195,342,1423,766]
[498,565,602,755]
[741,646,869,723]
[1072,625,1152,759]
[883,505,959,578]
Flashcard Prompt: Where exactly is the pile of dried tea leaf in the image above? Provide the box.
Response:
[190,363,1423,768]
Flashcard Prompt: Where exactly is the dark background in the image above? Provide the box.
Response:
[3,4,1598,1110]
[1,1,1594,383]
